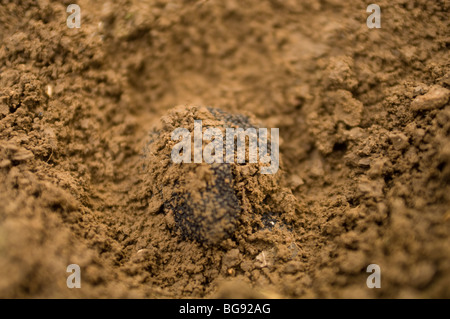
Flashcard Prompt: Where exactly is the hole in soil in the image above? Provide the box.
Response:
[333,141,348,152]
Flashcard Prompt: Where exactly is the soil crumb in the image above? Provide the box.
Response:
[0,0,449,298]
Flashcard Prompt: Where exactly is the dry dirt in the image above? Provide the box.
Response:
[0,0,449,298]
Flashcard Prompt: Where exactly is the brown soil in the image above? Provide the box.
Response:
[0,0,449,298]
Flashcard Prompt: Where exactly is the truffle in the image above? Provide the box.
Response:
[143,105,296,245]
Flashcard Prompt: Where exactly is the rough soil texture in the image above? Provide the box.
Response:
[0,0,449,298]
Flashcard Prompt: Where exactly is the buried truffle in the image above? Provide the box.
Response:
[142,105,297,245]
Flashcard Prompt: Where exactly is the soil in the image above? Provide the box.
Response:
[0,0,449,298]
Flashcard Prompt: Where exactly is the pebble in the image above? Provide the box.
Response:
[410,85,450,111]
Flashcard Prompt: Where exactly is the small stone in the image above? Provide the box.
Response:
[254,249,276,268]
[46,85,53,97]
[148,197,163,214]
[255,251,268,268]
[357,157,371,168]
[410,85,450,111]
[413,84,428,96]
